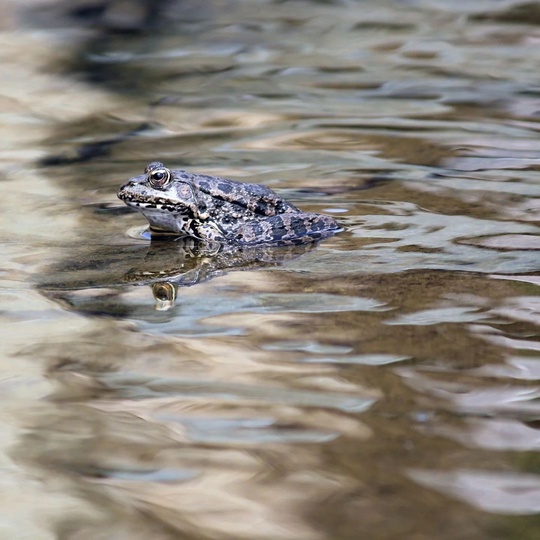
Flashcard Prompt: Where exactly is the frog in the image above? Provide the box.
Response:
[117,162,340,246]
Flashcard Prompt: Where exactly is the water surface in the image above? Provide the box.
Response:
[1,1,540,538]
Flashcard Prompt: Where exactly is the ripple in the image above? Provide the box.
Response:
[101,373,379,413]
[298,354,410,366]
[409,469,540,515]
[386,306,487,326]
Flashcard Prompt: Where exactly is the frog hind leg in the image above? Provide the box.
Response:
[232,213,340,246]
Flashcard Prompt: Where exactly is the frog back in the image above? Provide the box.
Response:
[176,170,300,217]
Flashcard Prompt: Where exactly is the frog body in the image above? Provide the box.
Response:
[118,162,340,246]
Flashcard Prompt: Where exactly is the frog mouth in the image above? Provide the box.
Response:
[118,192,187,213]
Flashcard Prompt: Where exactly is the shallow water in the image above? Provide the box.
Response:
[1,0,540,538]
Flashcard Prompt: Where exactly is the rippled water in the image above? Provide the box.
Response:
[2,0,540,538]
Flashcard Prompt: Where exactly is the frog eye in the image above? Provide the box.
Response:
[148,167,171,188]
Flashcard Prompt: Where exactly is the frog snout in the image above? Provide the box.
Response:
[117,181,134,199]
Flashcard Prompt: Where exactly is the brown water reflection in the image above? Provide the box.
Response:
[1,0,540,538]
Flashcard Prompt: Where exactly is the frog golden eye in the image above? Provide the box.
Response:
[148,167,171,188]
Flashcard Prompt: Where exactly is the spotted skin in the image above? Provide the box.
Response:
[118,162,340,246]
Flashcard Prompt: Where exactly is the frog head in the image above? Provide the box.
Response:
[118,162,209,234]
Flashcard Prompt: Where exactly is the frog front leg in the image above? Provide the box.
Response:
[231,212,340,246]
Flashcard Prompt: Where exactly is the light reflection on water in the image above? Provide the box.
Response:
[1,0,540,538]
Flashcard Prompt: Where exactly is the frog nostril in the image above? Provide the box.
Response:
[118,183,131,197]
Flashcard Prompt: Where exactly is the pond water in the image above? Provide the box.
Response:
[1,0,540,538]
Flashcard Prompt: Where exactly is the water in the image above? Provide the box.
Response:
[1,0,540,538]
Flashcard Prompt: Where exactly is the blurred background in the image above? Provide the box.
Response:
[1,1,540,538]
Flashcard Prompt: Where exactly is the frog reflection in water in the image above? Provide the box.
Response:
[118,162,340,245]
